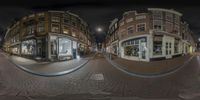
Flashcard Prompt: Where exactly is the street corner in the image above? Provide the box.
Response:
[106,54,194,78]
[8,55,90,77]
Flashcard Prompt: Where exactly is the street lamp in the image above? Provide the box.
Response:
[96,27,103,32]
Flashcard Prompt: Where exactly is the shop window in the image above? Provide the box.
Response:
[59,38,72,56]
[137,23,146,32]
[51,24,60,33]
[153,36,163,55]
[123,39,140,57]
[127,26,134,34]
[21,40,36,55]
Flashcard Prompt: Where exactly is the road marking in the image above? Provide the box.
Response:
[90,73,104,81]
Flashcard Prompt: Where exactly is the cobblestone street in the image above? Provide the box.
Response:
[1,51,200,100]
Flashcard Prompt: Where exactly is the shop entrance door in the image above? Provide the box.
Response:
[139,38,147,61]
[165,42,172,59]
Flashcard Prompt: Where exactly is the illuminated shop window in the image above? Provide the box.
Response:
[59,38,72,56]
[21,40,36,55]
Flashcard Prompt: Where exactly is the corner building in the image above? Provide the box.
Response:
[3,11,93,61]
[105,8,196,61]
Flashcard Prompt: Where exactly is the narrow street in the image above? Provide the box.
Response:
[0,51,200,100]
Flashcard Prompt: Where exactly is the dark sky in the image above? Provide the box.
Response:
[0,0,200,43]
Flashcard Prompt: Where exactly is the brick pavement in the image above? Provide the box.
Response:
[110,54,193,75]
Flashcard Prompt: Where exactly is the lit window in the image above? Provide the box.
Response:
[51,24,60,33]
[51,16,60,22]
[137,23,146,32]
[72,32,76,37]
[63,26,69,34]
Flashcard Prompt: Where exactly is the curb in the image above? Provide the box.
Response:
[105,54,194,78]
[2,52,96,77]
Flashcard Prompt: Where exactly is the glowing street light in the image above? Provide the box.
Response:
[96,27,103,32]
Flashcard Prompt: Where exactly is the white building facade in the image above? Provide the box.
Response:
[105,8,196,62]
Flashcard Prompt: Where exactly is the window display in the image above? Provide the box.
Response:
[58,38,72,56]
[21,39,36,55]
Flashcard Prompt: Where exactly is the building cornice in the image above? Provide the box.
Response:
[148,8,182,16]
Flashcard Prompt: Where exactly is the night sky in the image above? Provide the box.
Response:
[0,0,200,43]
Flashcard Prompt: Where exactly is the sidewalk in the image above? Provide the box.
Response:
[107,54,194,76]
[8,55,93,76]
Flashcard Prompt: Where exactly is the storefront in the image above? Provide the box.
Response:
[21,39,36,56]
[49,35,78,61]
[120,36,148,61]
[111,41,118,56]
[11,44,20,55]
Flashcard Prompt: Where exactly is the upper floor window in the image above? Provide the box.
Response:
[72,31,76,37]
[114,23,118,29]
[37,22,45,32]
[127,26,134,34]
[136,15,146,20]
[137,23,146,32]
[173,24,180,35]
[63,26,69,34]
[126,18,133,23]
[27,25,35,35]
[120,21,124,26]
[152,11,162,19]
[51,16,60,22]
[166,12,173,22]
[51,24,60,33]
[153,20,162,30]
[174,15,180,24]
